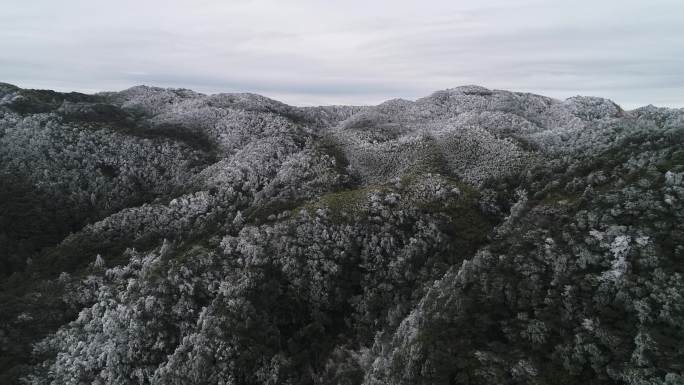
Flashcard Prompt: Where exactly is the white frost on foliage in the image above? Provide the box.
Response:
[601,235,631,282]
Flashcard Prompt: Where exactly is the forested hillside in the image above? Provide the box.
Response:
[1,83,682,384]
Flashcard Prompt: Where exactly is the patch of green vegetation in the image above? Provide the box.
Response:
[297,184,388,222]
[294,173,493,252]
[244,198,307,225]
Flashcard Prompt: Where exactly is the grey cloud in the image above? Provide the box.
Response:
[0,0,682,108]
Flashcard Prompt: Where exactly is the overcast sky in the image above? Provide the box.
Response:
[2,0,683,108]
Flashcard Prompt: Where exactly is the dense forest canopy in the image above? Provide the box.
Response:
[0,83,682,384]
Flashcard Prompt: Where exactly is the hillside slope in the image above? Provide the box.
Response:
[1,83,683,384]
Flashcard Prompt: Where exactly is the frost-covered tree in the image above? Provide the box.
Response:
[0,82,682,385]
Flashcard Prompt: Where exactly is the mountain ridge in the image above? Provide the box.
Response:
[7,81,682,111]
[1,82,683,385]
